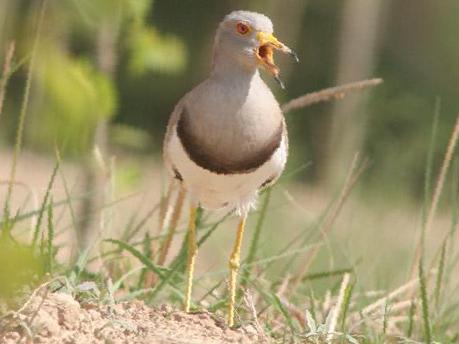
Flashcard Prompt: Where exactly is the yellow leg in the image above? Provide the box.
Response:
[185,206,198,312]
[228,215,247,327]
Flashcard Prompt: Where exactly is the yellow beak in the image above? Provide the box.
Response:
[255,31,299,88]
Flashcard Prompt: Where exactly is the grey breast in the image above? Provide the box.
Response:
[176,106,284,175]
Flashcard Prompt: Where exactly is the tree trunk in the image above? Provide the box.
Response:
[324,0,385,187]
[77,20,118,252]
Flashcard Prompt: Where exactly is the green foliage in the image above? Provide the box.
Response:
[124,0,186,75]
[111,124,152,151]
[28,47,116,155]
[125,0,154,27]
[2,0,186,157]
[0,237,46,300]
[127,26,187,75]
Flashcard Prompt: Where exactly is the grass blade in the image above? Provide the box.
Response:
[423,99,441,225]
[291,154,367,293]
[419,257,432,343]
[149,213,224,302]
[0,42,15,122]
[68,247,91,286]
[406,298,416,338]
[434,239,447,309]
[327,273,351,340]
[32,162,59,247]
[412,114,459,278]
[241,188,271,289]
[2,0,47,223]
[46,198,54,274]
[340,280,354,333]
[272,293,296,333]
[105,239,170,278]
[55,148,78,241]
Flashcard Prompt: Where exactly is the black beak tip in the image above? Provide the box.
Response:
[290,50,300,63]
[274,75,286,90]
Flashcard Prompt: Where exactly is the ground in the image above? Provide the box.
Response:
[0,292,265,344]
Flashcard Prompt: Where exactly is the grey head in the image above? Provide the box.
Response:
[212,10,299,87]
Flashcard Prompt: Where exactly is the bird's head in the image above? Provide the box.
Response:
[214,10,298,88]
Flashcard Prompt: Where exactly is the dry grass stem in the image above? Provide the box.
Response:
[243,291,266,339]
[327,273,351,340]
[410,114,459,278]
[151,179,176,258]
[143,180,177,287]
[282,189,313,217]
[0,41,15,121]
[157,186,186,266]
[362,278,421,316]
[144,186,186,288]
[281,78,383,113]
[157,180,176,234]
[291,154,368,292]
[270,274,292,325]
[281,297,306,327]
[276,273,291,298]
[376,299,416,315]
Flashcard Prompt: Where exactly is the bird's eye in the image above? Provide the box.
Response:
[236,22,250,35]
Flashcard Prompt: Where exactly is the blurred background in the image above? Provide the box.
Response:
[1,0,458,290]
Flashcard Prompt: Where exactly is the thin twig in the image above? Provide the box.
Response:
[281,78,383,113]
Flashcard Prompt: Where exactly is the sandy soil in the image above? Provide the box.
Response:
[0,292,266,344]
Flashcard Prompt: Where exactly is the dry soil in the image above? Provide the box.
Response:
[0,292,266,344]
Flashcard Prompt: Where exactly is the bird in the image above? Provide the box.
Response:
[162,10,298,327]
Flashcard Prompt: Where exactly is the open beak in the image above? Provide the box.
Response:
[255,31,299,89]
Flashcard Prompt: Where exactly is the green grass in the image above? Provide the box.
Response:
[2,140,458,343]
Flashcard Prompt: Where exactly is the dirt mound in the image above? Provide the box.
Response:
[0,292,266,344]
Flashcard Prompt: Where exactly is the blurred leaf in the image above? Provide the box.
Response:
[116,162,143,192]
[29,46,117,155]
[125,0,154,26]
[128,26,186,75]
[111,124,151,151]
[0,237,45,300]
[66,0,122,26]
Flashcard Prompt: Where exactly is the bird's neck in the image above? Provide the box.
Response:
[210,50,259,86]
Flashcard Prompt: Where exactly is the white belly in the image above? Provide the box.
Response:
[167,126,287,215]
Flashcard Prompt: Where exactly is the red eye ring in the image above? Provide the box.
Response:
[236,22,250,35]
